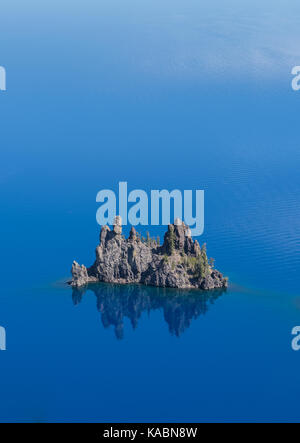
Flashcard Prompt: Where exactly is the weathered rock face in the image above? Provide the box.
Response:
[71,262,90,287]
[70,221,228,290]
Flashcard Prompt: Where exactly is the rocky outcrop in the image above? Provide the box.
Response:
[71,262,90,287]
[70,219,228,290]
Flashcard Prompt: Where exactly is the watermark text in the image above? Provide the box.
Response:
[0,326,6,351]
[0,66,6,91]
[96,182,204,236]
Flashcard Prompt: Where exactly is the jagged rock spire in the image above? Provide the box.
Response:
[100,225,110,244]
[129,226,137,240]
[194,239,201,256]
[71,261,88,287]
[113,215,122,235]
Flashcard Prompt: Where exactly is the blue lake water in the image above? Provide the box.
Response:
[1,0,300,422]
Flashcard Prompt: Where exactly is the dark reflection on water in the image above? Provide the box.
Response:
[72,283,226,339]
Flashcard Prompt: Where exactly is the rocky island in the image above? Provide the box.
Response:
[70,217,228,290]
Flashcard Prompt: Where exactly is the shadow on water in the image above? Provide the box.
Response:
[71,283,227,339]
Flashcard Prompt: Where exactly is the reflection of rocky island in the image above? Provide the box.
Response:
[72,283,226,339]
[70,218,228,290]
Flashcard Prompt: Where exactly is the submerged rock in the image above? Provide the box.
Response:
[70,220,228,290]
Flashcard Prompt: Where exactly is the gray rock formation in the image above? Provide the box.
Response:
[70,220,228,290]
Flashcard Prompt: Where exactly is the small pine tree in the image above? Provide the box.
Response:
[201,243,209,276]
[168,225,176,255]
[191,253,205,279]
[157,236,160,246]
[146,231,151,246]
